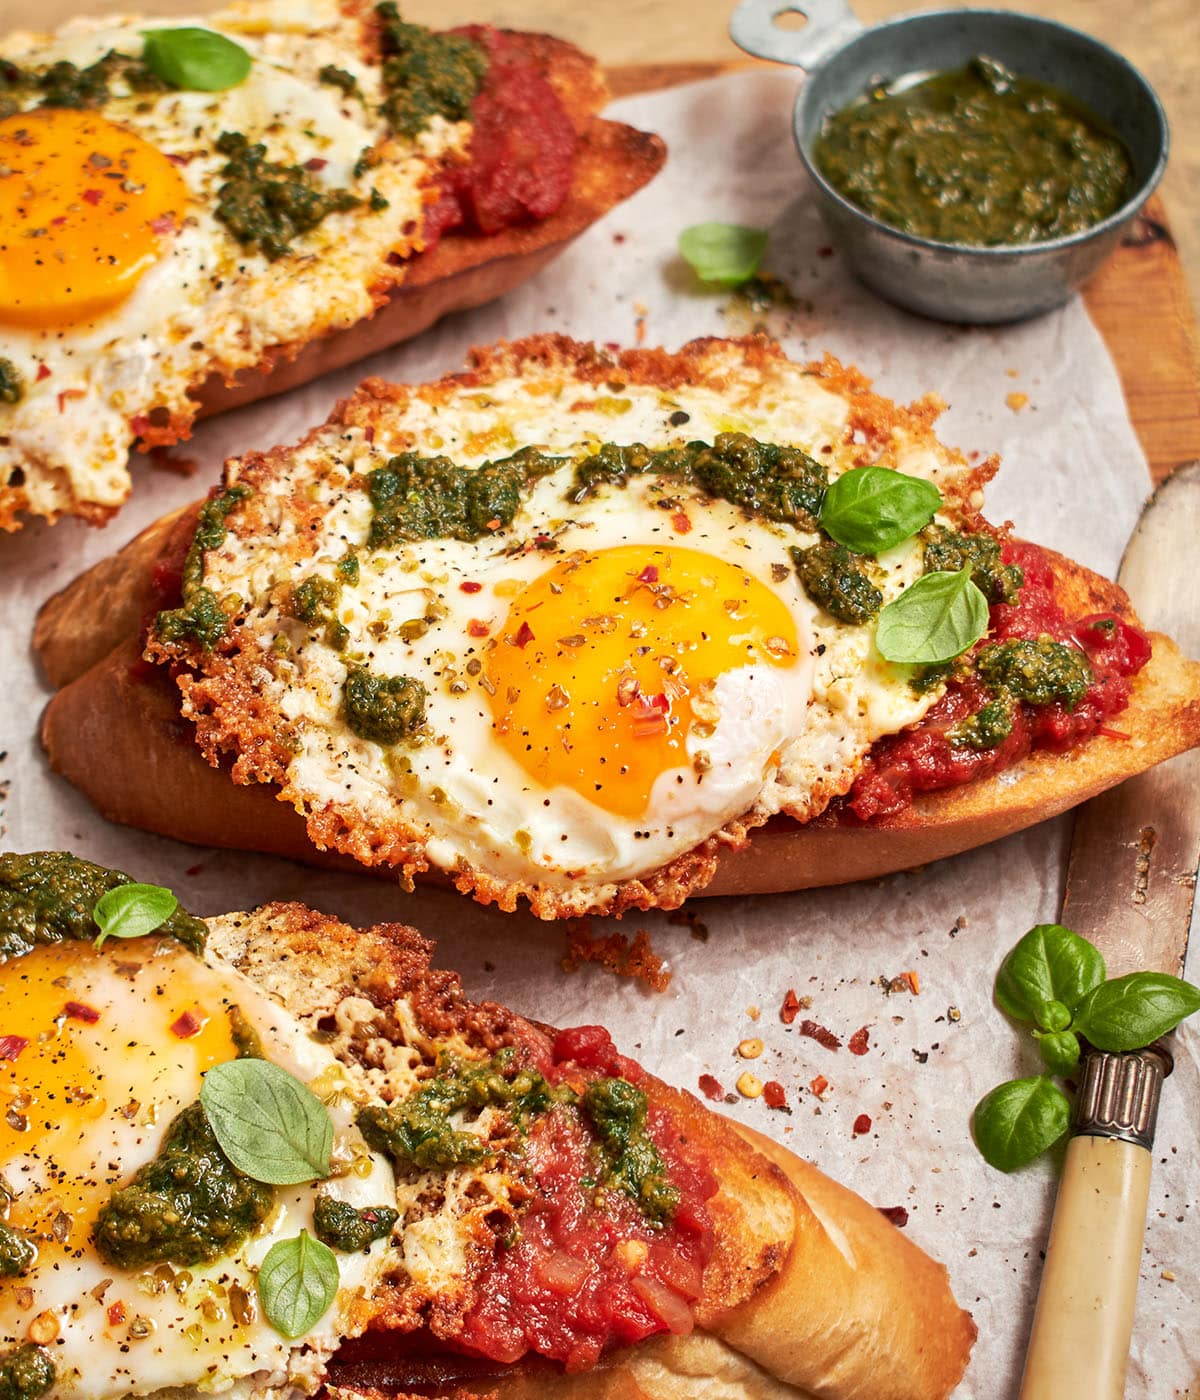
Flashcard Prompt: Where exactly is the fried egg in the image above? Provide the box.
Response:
[155,337,985,916]
[0,935,395,1399]
[0,0,469,526]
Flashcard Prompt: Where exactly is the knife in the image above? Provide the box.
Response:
[1018,462,1200,1398]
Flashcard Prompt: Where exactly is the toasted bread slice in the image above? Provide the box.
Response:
[200,897,974,1397]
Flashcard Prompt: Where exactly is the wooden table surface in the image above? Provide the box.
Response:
[6,0,1198,484]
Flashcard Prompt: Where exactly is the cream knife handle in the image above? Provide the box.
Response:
[1019,1047,1170,1400]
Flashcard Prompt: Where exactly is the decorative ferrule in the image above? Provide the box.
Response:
[1072,1045,1173,1149]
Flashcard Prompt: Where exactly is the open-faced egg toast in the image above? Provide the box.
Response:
[0,850,975,1399]
[0,1,663,531]
[36,336,1200,917]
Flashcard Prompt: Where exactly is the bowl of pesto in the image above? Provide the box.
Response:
[730,0,1168,323]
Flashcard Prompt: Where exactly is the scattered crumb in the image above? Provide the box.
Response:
[147,446,197,476]
[848,1025,870,1056]
[809,1074,830,1099]
[1006,391,1029,412]
[561,924,670,990]
[763,1080,788,1111]
[853,1113,872,1136]
[880,971,920,996]
[667,907,709,942]
[746,1004,761,1022]
[736,1038,764,1060]
[948,1006,962,1023]
[1161,1269,1176,1282]
[1005,367,1019,378]
[736,1071,764,1099]
[798,1019,841,1051]
[697,1073,725,1102]
[635,315,647,346]
[878,1205,909,1227]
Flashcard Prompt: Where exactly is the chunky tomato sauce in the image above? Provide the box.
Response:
[456,1025,716,1372]
[849,542,1151,821]
[421,27,576,246]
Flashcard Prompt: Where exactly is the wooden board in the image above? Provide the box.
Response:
[608,61,1200,486]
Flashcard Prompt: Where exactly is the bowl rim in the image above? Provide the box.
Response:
[792,6,1170,261]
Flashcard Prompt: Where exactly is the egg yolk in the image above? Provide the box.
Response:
[485,545,800,819]
[0,108,188,328]
[0,941,237,1259]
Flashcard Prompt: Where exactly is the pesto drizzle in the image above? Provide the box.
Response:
[0,851,206,961]
[155,484,250,650]
[374,2,487,138]
[0,1221,35,1278]
[0,1345,55,1400]
[0,50,164,117]
[312,1195,398,1252]
[790,539,882,625]
[0,360,23,406]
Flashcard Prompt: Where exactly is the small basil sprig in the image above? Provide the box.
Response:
[973,923,1200,1172]
[875,567,989,665]
[142,27,252,91]
[200,1059,334,1185]
[257,1229,339,1338]
[93,882,179,948]
[820,466,941,555]
[679,222,768,288]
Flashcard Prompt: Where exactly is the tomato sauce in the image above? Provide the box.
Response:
[422,28,576,246]
[456,1025,716,1372]
[849,542,1151,821]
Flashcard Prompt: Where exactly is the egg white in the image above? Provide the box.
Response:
[0,0,470,521]
[0,937,395,1400]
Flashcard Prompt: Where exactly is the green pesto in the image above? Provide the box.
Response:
[0,360,23,406]
[0,1221,35,1278]
[368,187,390,212]
[581,1078,678,1227]
[790,540,882,625]
[950,694,1016,750]
[356,1050,564,1171]
[367,447,561,548]
[155,485,251,649]
[814,56,1131,246]
[318,64,360,97]
[335,552,361,584]
[573,434,828,531]
[343,667,427,745]
[921,524,1024,605]
[0,50,165,116]
[0,851,206,961]
[975,638,1093,708]
[213,130,359,261]
[93,1102,273,1268]
[228,1004,265,1060]
[374,2,487,139]
[312,1195,398,1252]
[288,576,349,651]
[0,1345,55,1400]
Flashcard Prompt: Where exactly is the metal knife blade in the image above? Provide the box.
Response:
[1060,461,1200,976]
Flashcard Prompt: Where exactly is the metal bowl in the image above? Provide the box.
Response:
[729,0,1169,323]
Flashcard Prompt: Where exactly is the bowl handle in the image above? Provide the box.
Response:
[729,0,862,69]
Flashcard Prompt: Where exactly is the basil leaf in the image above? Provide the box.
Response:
[93,882,179,948]
[973,1075,1071,1172]
[1072,972,1200,1051]
[875,568,989,664]
[995,924,1106,1025]
[257,1229,339,1338]
[200,1060,333,1185]
[819,466,941,555]
[142,27,252,91]
[1035,1029,1081,1076]
[678,223,767,288]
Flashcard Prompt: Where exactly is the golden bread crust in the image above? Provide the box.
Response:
[214,902,972,1398]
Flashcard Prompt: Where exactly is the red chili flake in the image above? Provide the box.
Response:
[184,864,204,877]
[1098,726,1132,741]
[467,619,489,638]
[82,188,103,205]
[63,1002,100,1024]
[486,517,502,531]
[364,425,375,444]
[0,1036,29,1061]
[637,564,659,584]
[631,692,669,738]
[514,620,535,648]
[170,1011,202,1039]
[878,1205,909,1228]
[798,1018,841,1051]
[460,581,483,594]
[763,1080,788,1110]
[604,340,621,352]
[305,157,328,171]
[166,152,192,166]
[150,213,176,235]
[57,389,85,414]
[36,363,52,381]
[848,1025,870,1056]
[671,511,692,534]
[697,1074,725,1102]
[51,215,67,226]
[853,1113,872,1136]
[780,989,801,1025]
[817,245,834,258]
[809,1074,829,1098]
[129,413,150,437]
[107,1301,126,1326]
[903,970,921,996]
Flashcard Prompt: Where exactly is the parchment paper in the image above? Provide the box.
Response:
[1,71,1195,1397]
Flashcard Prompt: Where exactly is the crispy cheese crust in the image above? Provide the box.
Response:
[35,336,1200,914]
[200,899,974,1399]
[0,11,664,531]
